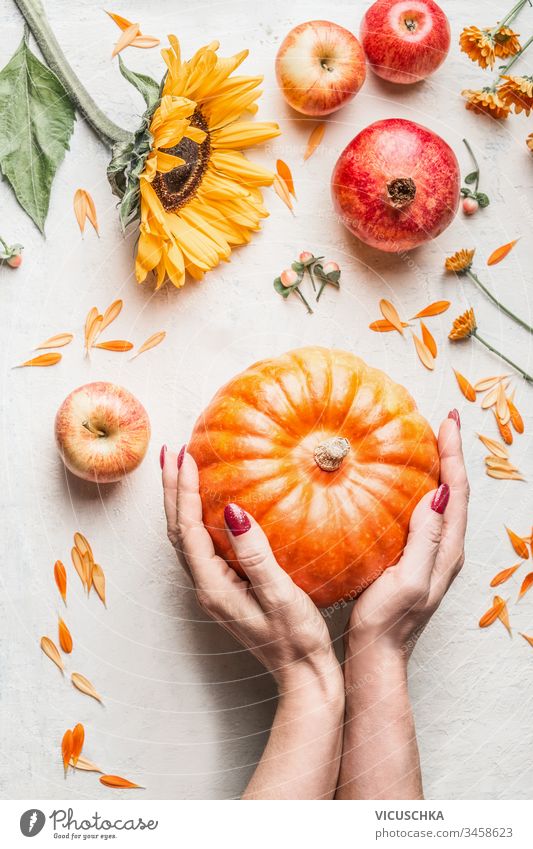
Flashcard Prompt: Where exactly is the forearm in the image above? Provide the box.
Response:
[336,645,423,800]
[243,665,345,800]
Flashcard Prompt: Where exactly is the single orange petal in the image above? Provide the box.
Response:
[507,395,524,433]
[100,774,143,789]
[506,526,529,559]
[490,563,521,587]
[276,159,296,197]
[517,572,533,601]
[54,560,67,604]
[453,369,476,401]
[71,723,85,767]
[379,299,404,334]
[520,632,533,648]
[420,321,437,358]
[478,596,505,627]
[62,729,73,774]
[16,353,62,368]
[487,238,519,266]
[130,36,161,49]
[130,331,166,360]
[369,319,410,332]
[105,10,134,31]
[35,333,74,350]
[477,433,509,459]
[494,595,511,635]
[73,189,88,234]
[111,22,141,58]
[493,410,513,444]
[93,340,134,352]
[99,300,123,333]
[410,301,451,319]
[412,333,435,370]
[40,637,64,673]
[58,618,73,654]
[304,123,326,161]
[272,174,293,211]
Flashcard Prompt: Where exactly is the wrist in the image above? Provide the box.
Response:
[343,640,408,697]
[276,656,345,712]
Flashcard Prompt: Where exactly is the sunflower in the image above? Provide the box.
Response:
[449,308,477,341]
[462,87,511,119]
[499,74,533,115]
[131,37,281,288]
[445,249,476,274]
[459,25,521,69]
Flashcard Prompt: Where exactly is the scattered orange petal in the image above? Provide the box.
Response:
[71,723,85,767]
[276,159,295,197]
[507,395,524,433]
[16,353,62,368]
[453,369,476,401]
[40,636,64,672]
[130,35,160,49]
[92,564,107,606]
[71,547,88,590]
[62,729,73,774]
[86,315,103,352]
[273,174,293,211]
[70,755,103,773]
[518,572,533,601]
[506,526,529,559]
[493,410,513,444]
[304,122,326,161]
[486,469,525,481]
[490,563,521,587]
[84,307,98,351]
[496,382,510,424]
[379,299,404,334]
[412,333,435,370]
[73,189,88,234]
[474,374,509,392]
[420,321,437,358]
[71,672,102,703]
[100,300,123,334]
[74,532,93,560]
[477,433,509,459]
[93,340,134,352]
[100,774,143,789]
[35,333,73,350]
[410,301,451,319]
[520,632,533,648]
[130,330,166,360]
[369,319,410,332]
[105,10,134,30]
[479,596,506,628]
[487,239,519,266]
[58,618,73,654]
[54,560,67,604]
[494,595,511,635]
[111,22,141,58]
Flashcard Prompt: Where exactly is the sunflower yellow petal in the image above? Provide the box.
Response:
[211,121,281,149]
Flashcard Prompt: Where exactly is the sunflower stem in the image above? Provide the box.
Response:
[466,269,533,334]
[12,0,132,147]
[473,331,533,382]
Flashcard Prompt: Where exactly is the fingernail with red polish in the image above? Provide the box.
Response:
[159,445,167,469]
[431,483,450,514]
[177,445,186,470]
[224,503,251,536]
[448,409,461,429]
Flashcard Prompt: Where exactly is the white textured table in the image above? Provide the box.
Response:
[1,0,532,801]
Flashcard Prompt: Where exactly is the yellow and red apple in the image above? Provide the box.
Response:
[55,382,151,483]
[275,20,366,116]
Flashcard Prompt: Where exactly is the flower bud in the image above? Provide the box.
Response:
[462,197,479,216]
[7,252,23,268]
[322,261,341,282]
[280,268,299,288]
[299,251,314,264]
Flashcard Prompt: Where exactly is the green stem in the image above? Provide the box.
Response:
[294,286,313,314]
[499,33,533,75]
[473,331,533,382]
[0,236,8,252]
[493,0,531,33]
[13,0,132,147]
[463,138,480,192]
[466,269,533,335]
[308,264,317,292]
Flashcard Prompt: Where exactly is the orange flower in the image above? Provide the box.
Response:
[459,25,521,69]
[460,26,498,69]
[493,26,521,59]
[499,75,533,115]
[449,308,477,341]
[462,87,511,119]
[445,248,475,274]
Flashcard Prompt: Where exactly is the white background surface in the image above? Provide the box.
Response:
[1,0,532,801]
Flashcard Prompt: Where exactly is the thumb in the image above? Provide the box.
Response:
[395,484,450,591]
[224,503,296,610]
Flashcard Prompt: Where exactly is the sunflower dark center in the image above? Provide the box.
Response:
[152,109,210,213]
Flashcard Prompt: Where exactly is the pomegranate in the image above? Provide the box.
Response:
[331,118,460,253]
[360,0,451,85]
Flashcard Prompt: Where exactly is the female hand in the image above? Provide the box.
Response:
[337,411,468,800]
[346,410,469,660]
[162,446,342,695]
[161,446,345,799]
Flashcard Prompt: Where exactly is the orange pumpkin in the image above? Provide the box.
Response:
[188,347,439,607]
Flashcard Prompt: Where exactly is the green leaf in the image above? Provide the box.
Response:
[460,187,473,197]
[0,35,75,233]
[475,192,490,208]
[273,277,291,298]
[118,56,160,110]
[464,171,478,184]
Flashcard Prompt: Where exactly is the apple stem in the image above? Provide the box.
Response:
[82,420,106,438]
[404,17,417,32]
[320,59,334,73]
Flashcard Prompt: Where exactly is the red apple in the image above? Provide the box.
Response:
[275,20,366,116]
[331,118,460,252]
[360,0,450,84]
[55,382,151,483]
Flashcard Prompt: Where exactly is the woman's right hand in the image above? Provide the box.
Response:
[161,445,343,698]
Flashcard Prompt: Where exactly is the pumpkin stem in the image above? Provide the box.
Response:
[386,177,416,209]
[314,437,351,472]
